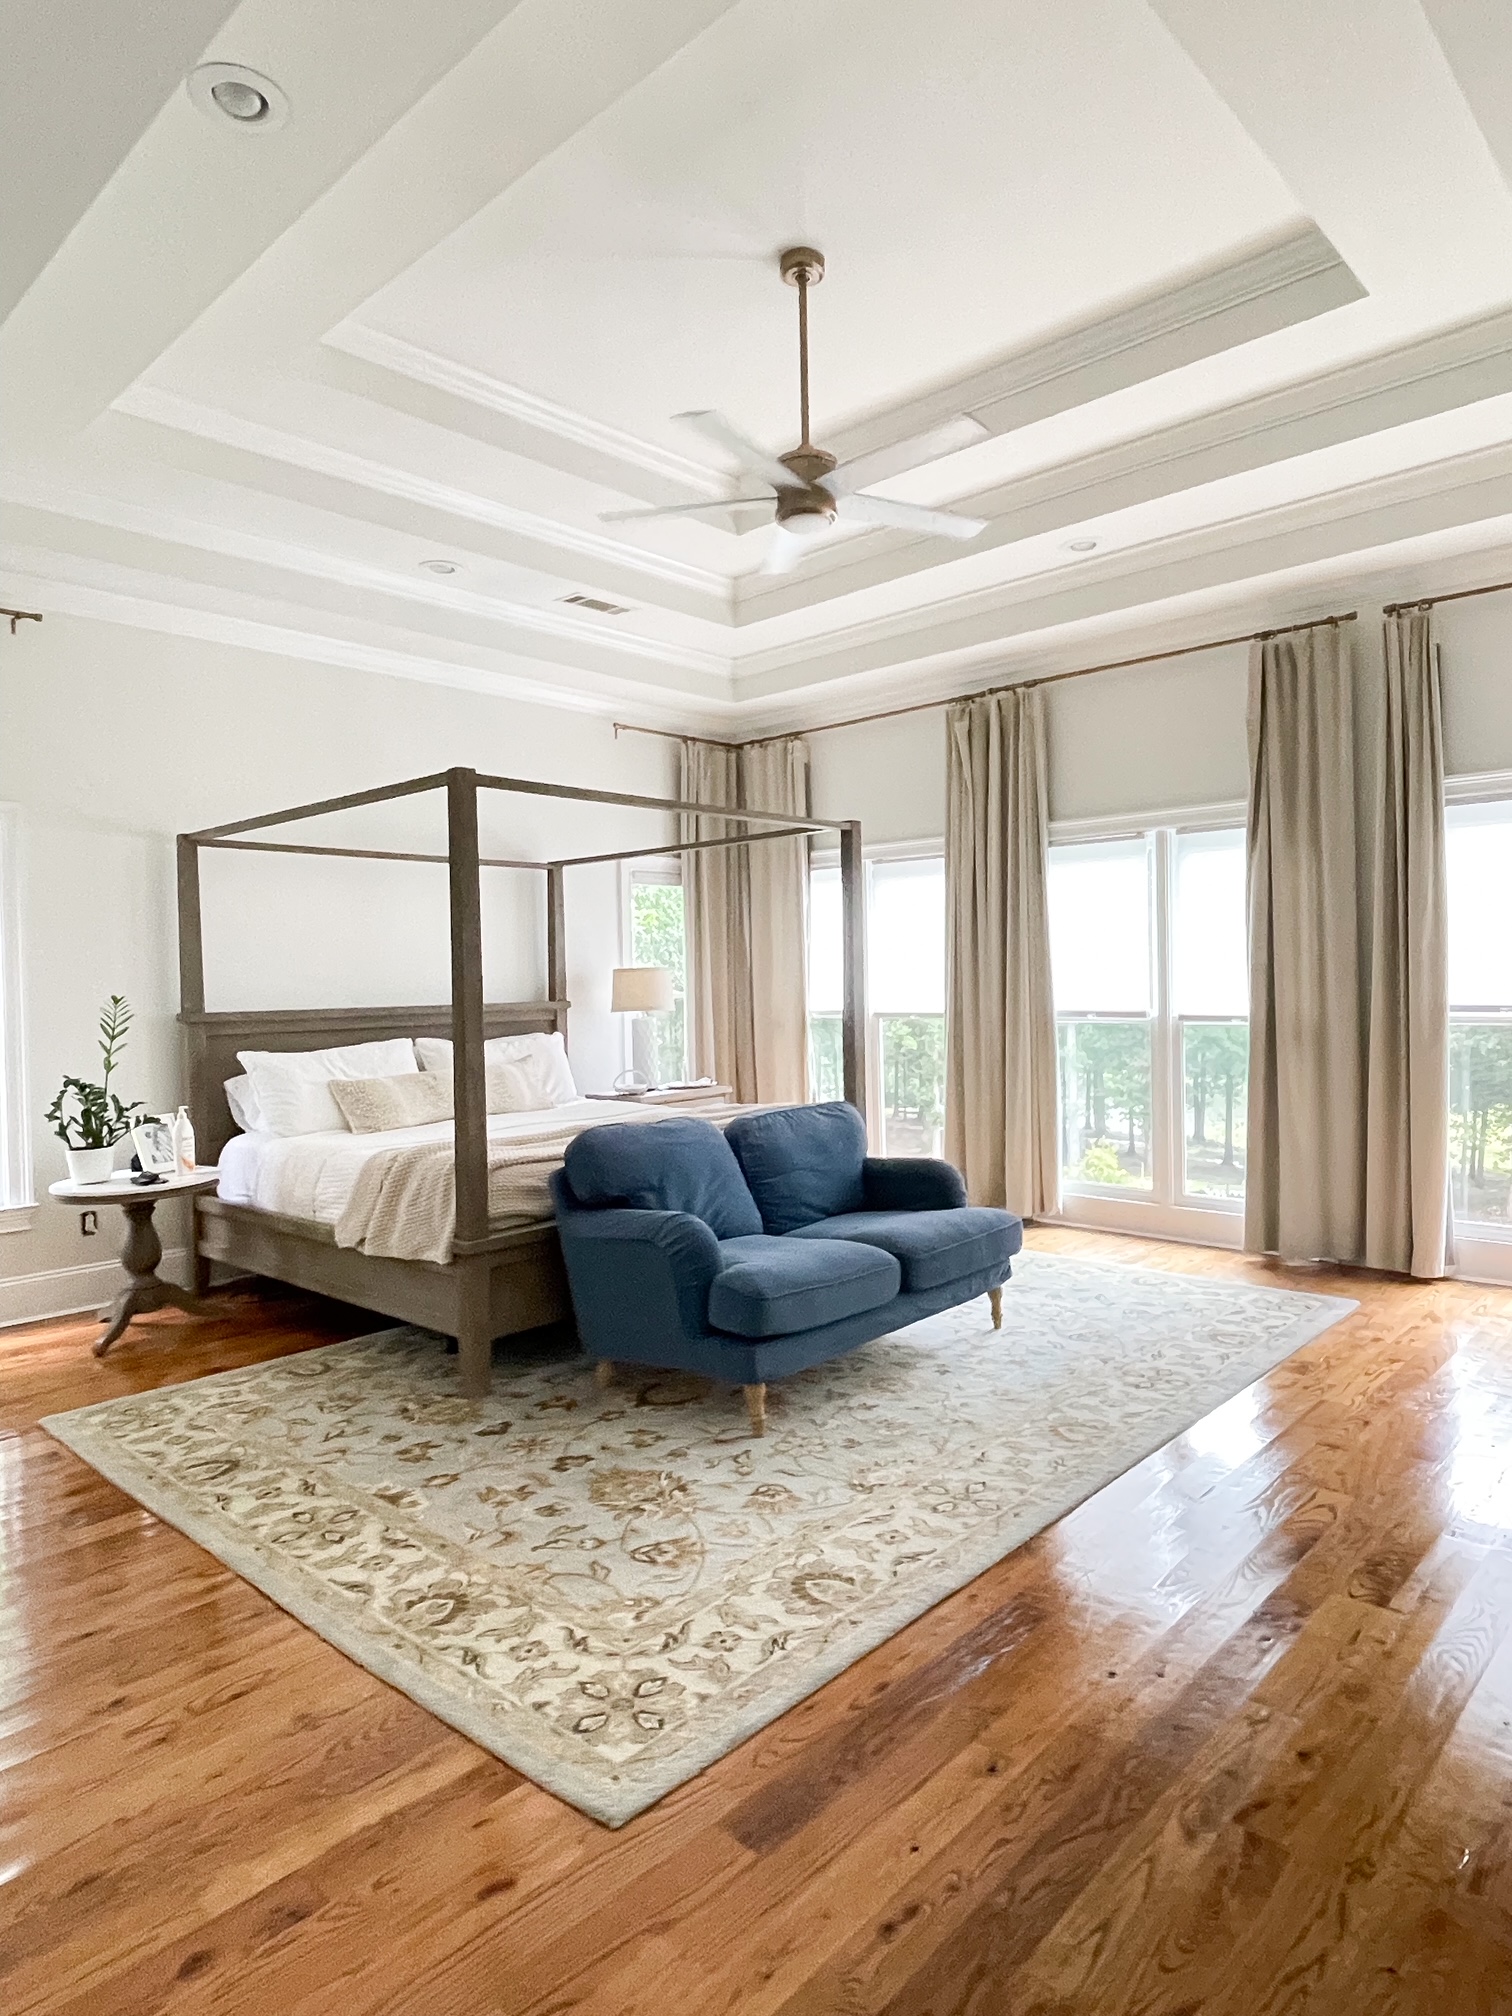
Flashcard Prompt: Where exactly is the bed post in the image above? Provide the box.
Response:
[447,768,492,1395]
[545,862,567,1003]
[177,835,205,1016]
[839,819,867,1121]
[176,833,212,1293]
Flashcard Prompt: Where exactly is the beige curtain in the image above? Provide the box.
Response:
[944,687,1059,1215]
[680,736,810,1103]
[1241,624,1370,1257]
[1245,617,1454,1274]
[1245,623,1369,1263]
[741,739,811,1103]
[1364,611,1453,1276]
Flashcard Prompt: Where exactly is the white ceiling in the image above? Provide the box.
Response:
[8,0,1512,733]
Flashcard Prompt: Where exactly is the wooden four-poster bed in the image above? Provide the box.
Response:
[177,765,866,1394]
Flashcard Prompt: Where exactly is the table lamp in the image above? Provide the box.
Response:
[611,965,675,1090]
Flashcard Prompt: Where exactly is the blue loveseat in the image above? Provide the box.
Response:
[550,1101,1023,1433]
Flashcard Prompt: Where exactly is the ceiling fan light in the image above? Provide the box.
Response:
[783,509,833,539]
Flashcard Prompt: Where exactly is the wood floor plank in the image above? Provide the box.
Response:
[2,1238,1511,2013]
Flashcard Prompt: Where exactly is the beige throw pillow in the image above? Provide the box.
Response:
[330,1072,454,1134]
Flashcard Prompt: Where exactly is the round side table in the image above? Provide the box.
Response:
[48,1170,221,1356]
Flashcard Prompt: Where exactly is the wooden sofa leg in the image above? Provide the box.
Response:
[744,1383,767,1437]
[594,1359,614,1390]
[989,1287,1003,1330]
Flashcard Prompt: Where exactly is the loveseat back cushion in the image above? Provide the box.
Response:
[708,1234,899,1339]
[724,1101,868,1234]
[786,1206,1022,1292]
[562,1117,762,1240]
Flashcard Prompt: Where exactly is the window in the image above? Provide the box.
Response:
[1049,822,1248,1223]
[0,806,32,1221]
[807,854,947,1154]
[872,858,946,1156]
[1172,829,1249,1199]
[1050,838,1154,1188]
[1447,800,1512,1229]
[627,868,687,1086]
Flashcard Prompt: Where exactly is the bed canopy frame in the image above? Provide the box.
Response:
[177,765,866,1393]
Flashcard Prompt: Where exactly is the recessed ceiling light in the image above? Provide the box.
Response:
[187,63,289,132]
[418,559,461,576]
[1066,537,1099,553]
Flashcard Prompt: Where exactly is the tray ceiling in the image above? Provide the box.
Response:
[7,0,1512,733]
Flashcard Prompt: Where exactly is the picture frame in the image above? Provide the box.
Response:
[131,1117,177,1177]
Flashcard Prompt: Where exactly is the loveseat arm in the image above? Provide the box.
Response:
[862,1156,969,1212]
[553,1201,722,1354]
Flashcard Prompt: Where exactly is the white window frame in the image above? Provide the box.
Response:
[0,805,35,1230]
[1048,804,1248,1247]
[809,839,946,1151]
[1444,769,1512,1285]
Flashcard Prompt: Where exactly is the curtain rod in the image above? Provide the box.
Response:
[612,608,1357,750]
[1383,573,1512,616]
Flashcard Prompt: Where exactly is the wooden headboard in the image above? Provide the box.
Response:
[180,1000,571,1164]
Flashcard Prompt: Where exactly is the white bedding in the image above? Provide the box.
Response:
[216,1098,623,1227]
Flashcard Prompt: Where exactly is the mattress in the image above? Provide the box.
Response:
[215,1098,619,1228]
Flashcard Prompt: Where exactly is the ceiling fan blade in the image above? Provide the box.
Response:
[835,491,987,541]
[759,524,812,576]
[599,496,771,523]
[826,414,991,497]
[675,410,798,492]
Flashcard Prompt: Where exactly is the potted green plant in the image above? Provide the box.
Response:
[46,995,145,1184]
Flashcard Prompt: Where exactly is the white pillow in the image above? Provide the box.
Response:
[224,1074,267,1135]
[416,1031,578,1106]
[237,1038,418,1137]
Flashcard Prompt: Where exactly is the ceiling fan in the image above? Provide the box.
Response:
[600,247,991,574]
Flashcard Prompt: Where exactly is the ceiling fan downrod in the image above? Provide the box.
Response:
[779,246,833,488]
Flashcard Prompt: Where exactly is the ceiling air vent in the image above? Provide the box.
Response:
[560,593,631,616]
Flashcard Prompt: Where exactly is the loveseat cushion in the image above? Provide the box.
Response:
[787,1206,1022,1292]
[563,1117,762,1240]
[708,1234,899,1339]
[724,1101,868,1235]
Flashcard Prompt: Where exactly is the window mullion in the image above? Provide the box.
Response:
[1152,828,1180,1207]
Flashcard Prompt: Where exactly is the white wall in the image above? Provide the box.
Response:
[0,614,677,1305]
[809,597,1512,846]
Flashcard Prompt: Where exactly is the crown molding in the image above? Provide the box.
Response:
[324,322,729,499]
[315,225,1360,594]
[736,296,1512,622]
[111,383,731,603]
[19,417,1512,749]
[729,435,1512,716]
[818,223,1362,468]
[0,557,743,733]
[0,479,732,680]
[13,459,1512,751]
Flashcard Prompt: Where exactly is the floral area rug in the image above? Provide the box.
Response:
[43,1252,1355,1826]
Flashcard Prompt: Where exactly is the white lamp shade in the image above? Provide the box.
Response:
[611,965,675,1013]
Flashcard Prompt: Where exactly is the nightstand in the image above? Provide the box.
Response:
[49,1169,220,1356]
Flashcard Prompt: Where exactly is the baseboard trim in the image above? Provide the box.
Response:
[0,1248,191,1330]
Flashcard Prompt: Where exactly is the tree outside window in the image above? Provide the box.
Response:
[629,877,687,1085]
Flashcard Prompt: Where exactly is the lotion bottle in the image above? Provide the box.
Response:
[171,1105,197,1175]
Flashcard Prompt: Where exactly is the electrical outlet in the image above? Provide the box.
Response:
[79,1210,97,1236]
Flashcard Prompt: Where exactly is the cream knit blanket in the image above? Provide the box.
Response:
[333,1102,751,1264]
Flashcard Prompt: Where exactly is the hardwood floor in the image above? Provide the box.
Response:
[4,1232,1512,2013]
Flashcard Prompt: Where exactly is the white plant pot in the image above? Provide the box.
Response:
[64,1145,116,1185]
